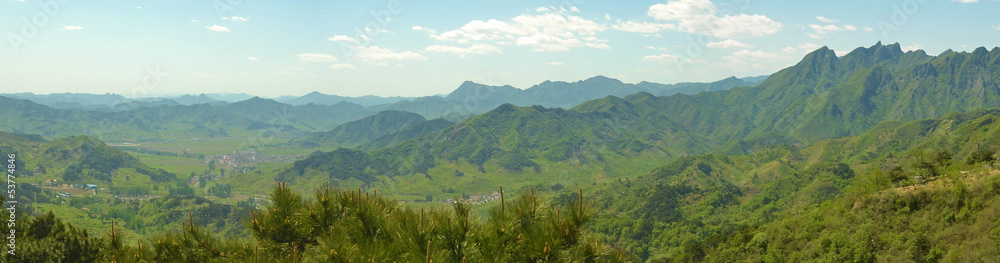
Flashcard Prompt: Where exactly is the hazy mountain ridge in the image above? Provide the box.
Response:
[0,75,760,141]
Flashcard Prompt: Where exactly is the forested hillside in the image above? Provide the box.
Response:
[584,109,1000,261]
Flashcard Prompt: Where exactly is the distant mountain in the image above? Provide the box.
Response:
[203,93,256,102]
[368,75,762,119]
[299,110,428,149]
[0,92,130,110]
[0,96,375,140]
[738,75,769,83]
[170,94,221,105]
[277,91,414,106]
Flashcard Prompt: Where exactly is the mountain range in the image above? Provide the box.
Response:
[280,42,1000,194]
[0,75,763,141]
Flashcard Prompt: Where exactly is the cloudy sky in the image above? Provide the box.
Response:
[1,0,998,98]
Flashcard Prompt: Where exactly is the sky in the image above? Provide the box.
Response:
[1,0,998,98]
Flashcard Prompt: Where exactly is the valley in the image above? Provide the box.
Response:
[3,42,1000,262]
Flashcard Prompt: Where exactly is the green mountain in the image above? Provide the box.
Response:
[359,118,455,151]
[299,110,429,149]
[0,131,175,183]
[585,108,1000,260]
[255,43,1000,202]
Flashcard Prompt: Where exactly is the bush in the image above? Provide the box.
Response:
[966,149,996,165]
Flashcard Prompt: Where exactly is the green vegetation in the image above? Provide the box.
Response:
[4,42,1000,261]
[2,185,628,262]
[582,108,1000,261]
[0,132,176,184]
[298,110,430,149]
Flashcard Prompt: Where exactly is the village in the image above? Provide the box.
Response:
[211,150,303,167]
[441,190,502,205]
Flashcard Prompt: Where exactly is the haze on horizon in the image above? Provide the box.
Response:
[1,0,998,98]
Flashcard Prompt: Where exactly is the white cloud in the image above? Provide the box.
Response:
[612,20,675,33]
[816,16,838,23]
[136,6,141,9]
[706,39,754,49]
[584,42,611,49]
[548,62,565,66]
[330,63,357,70]
[952,0,979,2]
[59,26,84,31]
[425,44,502,57]
[782,47,798,54]
[430,13,608,52]
[352,46,427,62]
[411,26,436,34]
[535,6,552,12]
[643,53,680,64]
[809,23,860,38]
[646,0,783,38]
[902,43,923,52]
[207,25,230,32]
[809,24,843,34]
[247,57,258,61]
[431,19,521,43]
[222,16,248,21]
[328,35,358,43]
[297,53,338,62]
[191,19,199,22]
[862,27,875,31]
[645,46,670,52]
[994,24,1000,30]
[289,66,304,70]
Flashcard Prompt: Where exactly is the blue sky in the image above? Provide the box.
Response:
[1,0,998,98]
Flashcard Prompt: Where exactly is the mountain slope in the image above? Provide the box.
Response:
[359,118,455,151]
[0,132,175,183]
[587,108,1000,260]
[299,110,428,149]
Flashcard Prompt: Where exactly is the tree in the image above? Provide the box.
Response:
[966,148,996,165]
[889,166,908,183]
[208,159,217,173]
[249,182,311,255]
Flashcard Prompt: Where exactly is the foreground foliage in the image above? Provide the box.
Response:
[1,184,631,262]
